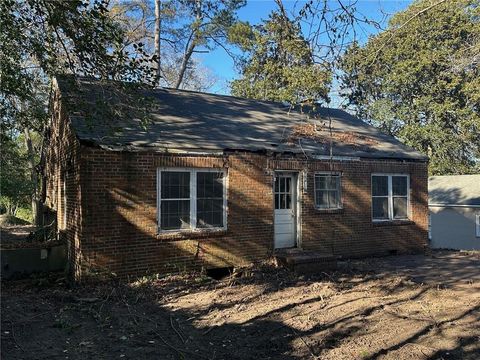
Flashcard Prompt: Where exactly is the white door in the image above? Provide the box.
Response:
[274,173,297,249]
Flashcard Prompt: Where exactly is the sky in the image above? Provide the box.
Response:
[196,0,413,96]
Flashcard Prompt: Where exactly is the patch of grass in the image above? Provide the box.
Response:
[16,207,33,223]
[0,213,31,226]
[359,350,370,358]
[194,274,212,284]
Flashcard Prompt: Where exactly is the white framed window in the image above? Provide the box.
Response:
[476,214,480,238]
[371,174,409,221]
[314,172,342,209]
[157,168,227,232]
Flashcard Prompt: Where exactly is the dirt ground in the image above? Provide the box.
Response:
[0,221,62,249]
[0,225,36,247]
[1,251,479,360]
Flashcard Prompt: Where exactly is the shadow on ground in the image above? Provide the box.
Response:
[1,251,479,359]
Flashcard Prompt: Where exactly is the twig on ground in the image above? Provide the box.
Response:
[321,272,336,283]
[384,309,436,324]
[405,342,438,351]
[129,312,208,359]
[99,287,116,316]
[6,320,24,352]
[170,315,185,343]
[290,327,318,359]
[74,297,99,303]
[14,312,51,324]
[151,327,209,359]
[202,325,216,335]
[125,301,139,326]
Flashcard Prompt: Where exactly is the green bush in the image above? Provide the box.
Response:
[16,207,33,223]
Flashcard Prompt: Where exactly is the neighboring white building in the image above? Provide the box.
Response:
[429,175,480,250]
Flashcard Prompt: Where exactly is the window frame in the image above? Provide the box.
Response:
[476,214,480,238]
[371,173,410,222]
[314,172,343,210]
[157,168,227,233]
[62,172,67,230]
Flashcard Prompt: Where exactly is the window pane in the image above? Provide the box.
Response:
[329,190,339,207]
[315,176,326,190]
[285,177,291,193]
[161,172,190,199]
[275,194,279,209]
[372,176,388,196]
[392,176,408,196]
[372,197,389,219]
[161,200,190,230]
[196,172,224,228]
[197,199,224,228]
[316,190,328,207]
[280,177,285,192]
[197,172,223,198]
[286,194,291,209]
[316,190,340,208]
[326,176,338,190]
[393,197,408,219]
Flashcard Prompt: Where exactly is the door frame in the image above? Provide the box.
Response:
[273,171,301,249]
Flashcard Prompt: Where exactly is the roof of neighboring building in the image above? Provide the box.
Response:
[429,175,480,206]
[54,76,427,161]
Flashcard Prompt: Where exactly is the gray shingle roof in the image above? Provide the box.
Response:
[429,175,480,206]
[56,76,427,161]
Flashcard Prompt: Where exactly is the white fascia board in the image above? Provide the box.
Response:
[429,204,480,208]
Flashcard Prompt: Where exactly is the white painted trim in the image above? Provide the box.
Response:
[100,145,226,155]
[63,173,67,230]
[163,150,225,155]
[157,167,227,233]
[476,214,480,238]
[315,171,343,175]
[429,204,480,208]
[371,173,410,221]
[296,172,302,248]
[190,172,197,228]
[312,155,360,161]
[274,171,299,249]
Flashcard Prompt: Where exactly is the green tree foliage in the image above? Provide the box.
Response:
[1,0,159,141]
[340,0,480,175]
[230,10,331,104]
[0,133,36,217]
[0,0,156,224]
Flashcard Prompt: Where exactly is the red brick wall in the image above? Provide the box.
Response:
[76,148,428,279]
[45,88,83,277]
[78,151,273,278]
[275,159,429,257]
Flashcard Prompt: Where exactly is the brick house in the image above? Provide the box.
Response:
[45,77,429,280]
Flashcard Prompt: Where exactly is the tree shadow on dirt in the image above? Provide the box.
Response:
[2,265,479,359]
[363,304,480,360]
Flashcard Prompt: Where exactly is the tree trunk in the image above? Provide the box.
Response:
[23,128,42,226]
[174,40,196,89]
[154,0,162,87]
[174,0,202,89]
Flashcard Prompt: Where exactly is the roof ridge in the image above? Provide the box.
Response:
[58,74,346,113]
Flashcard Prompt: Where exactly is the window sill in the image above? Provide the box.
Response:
[156,228,227,241]
[372,220,415,227]
[314,207,344,214]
